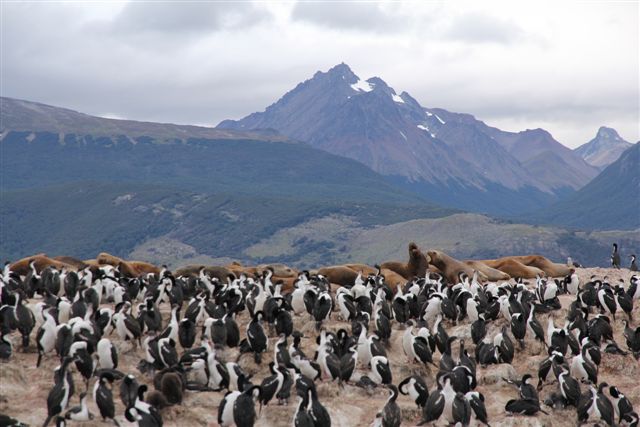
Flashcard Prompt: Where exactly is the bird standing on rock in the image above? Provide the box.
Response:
[612,243,621,269]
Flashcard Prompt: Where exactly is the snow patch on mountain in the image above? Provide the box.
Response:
[392,93,405,103]
[351,79,374,92]
[417,124,435,138]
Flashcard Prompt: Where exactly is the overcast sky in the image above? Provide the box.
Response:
[2,1,638,148]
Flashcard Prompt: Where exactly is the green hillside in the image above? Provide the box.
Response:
[530,143,640,230]
[0,182,451,262]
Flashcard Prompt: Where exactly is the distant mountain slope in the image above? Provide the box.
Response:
[243,213,640,268]
[531,143,640,230]
[4,182,634,268]
[1,96,283,142]
[1,129,433,205]
[0,182,453,263]
[0,97,448,207]
[0,97,456,262]
[428,109,599,190]
[574,126,633,169]
[218,63,599,215]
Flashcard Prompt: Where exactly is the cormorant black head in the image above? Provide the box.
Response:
[137,384,148,401]
[385,384,399,401]
[100,371,115,383]
[609,386,620,398]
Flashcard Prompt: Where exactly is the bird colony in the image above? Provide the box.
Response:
[0,260,639,427]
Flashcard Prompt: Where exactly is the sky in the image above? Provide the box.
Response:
[1,1,638,148]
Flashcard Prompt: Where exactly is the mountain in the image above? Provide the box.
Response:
[574,126,633,169]
[0,181,450,263]
[3,182,637,268]
[0,96,445,205]
[0,96,285,143]
[218,63,599,215]
[0,97,454,261]
[1,97,634,267]
[426,109,599,190]
[243,213,639,268]
[531,143,640,230]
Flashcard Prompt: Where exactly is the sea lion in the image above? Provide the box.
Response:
[426,250,488,284]
[117,261,140,277]
[317,265,361,288]
[317,264,406,290]
[96,252,126,267]
[10,254,75,275]
[343,264,378,276]
[225,261,256,277]
[95,252,142,277]
[380,268,407,290]
[52,256,87,271]
[479,258,544,279]
[507,255,571,277]
[381,242,430,280]
[256,263,297,278]
[128,261,160,276]
[276,277,296,294]
[464,260,511,281]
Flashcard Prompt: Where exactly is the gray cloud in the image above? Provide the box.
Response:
[1,1,637,148]
[112,2,270,35]
[445,12,524,44]
[290,2,404,32]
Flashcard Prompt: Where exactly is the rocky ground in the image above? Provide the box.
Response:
[1,267,639,426]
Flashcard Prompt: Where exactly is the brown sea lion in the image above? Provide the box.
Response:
[116,261,140,277]
[96,252,126,266]
[464,260,511,281]
[227,263,261,278]
[426,250,488,284]
[343,264,378,275]
[480,258,545,279]
[317,264,406,290]
[94,252,160,277]
[225,262,254,277]
[52,256,87,271]
[381,242,430,280]
[128,261,160,276]
[94,252,141,277]
[276,277,296,294]
[317,265,361,288]
[507,255,571,277]
[380,268,407,290]
[256,263,297,278]
[10,254,75,275]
